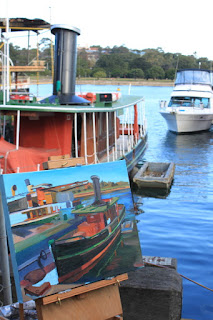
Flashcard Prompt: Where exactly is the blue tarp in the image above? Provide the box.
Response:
[175,69,212,85]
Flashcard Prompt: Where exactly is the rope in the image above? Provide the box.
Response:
[145,262,213,292]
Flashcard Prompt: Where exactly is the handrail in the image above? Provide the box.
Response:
[0,97,145,113]
[4,148,18,173]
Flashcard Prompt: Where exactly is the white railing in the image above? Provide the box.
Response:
[160,100,168,109]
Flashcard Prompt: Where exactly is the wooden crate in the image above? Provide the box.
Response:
[35,274,128,320]
[43,157,86,170]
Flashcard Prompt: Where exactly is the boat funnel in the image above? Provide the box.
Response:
[91,175,105,206]
[41,24,89,105]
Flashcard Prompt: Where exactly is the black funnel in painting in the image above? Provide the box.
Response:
[91,175,105,206]
[41,24,89,105]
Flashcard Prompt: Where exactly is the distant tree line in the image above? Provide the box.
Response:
[8,38,52,76]
[8,39,212,80]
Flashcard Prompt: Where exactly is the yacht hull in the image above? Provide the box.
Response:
[160,110,213,133]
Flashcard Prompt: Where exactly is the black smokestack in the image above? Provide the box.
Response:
[52,24,79,102]
[41,24,89,105]
[91,175,105,206]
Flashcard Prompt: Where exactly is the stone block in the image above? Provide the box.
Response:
[120,265,182,320]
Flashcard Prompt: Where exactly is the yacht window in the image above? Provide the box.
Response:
[169,97,210,108]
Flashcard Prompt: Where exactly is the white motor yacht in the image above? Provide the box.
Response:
[160,69,213,133]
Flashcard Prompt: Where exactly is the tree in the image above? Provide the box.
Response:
[39,38,53,75]
[177,55,197,69]
[142,48,165,67]
[7,40,213,80]
[127,68,144,79]
[197,58,211,70]
[130,56,152,78]
[165,68,176,80]
[95,46,134,78]
[162,52,177,71]
[9,43,37,66]
[146,66,165,80]
[9,44,21,64]
[77,48,93,77]
[93,70,107,78]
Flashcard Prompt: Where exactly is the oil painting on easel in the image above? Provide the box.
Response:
[1,160,143,302]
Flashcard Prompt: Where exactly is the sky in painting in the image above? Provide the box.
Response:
[1,0,213,60]
[2,161,130,199]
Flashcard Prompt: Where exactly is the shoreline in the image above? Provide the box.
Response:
[73,185,129,198]
[30,77,174,87]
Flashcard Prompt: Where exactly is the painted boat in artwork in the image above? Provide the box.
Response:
[11,180,88,254]
[17,216,85,285]
[49,175,125,284]
[10,179,88,228]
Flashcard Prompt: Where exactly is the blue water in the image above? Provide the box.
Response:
[32,82,213,320]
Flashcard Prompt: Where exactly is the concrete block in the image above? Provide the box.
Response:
[120,265,182,320]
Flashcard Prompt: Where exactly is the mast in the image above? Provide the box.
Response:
[0,15,12,306]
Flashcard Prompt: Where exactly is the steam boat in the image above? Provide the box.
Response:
[49,175,125,283]
[0,19,147,175]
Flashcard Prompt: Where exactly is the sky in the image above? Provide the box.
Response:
[1,0,213,60]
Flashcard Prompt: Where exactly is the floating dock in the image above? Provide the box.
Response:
[133,161,175,189]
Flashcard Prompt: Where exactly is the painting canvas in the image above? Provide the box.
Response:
[0,160,143,302]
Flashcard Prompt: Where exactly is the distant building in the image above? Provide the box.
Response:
[77,46,110,64]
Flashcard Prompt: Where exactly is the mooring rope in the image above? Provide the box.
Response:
[145,262,213,292]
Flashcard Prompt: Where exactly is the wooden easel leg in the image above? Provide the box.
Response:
[36,299,44,320]
[19,303,25,320]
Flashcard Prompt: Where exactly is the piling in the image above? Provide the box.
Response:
[120,256,182,320]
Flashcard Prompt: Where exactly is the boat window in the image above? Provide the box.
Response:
[168,97,210,108]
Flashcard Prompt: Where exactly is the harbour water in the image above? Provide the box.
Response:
[31,83,213,320]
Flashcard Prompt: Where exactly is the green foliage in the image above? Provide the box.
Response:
[93,70,107,79]
[146,66,165,80]
[197,58,211,70]
[165,68,176,80]
[127,68,144,78]
[9,44,38,66]
[177,55,198,69]
[9,39,53,76]
[7,40,213,81]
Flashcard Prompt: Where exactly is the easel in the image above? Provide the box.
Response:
[34,274,128,320]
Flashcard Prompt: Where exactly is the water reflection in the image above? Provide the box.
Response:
[133,186,171,199]
[163,129,213,152]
